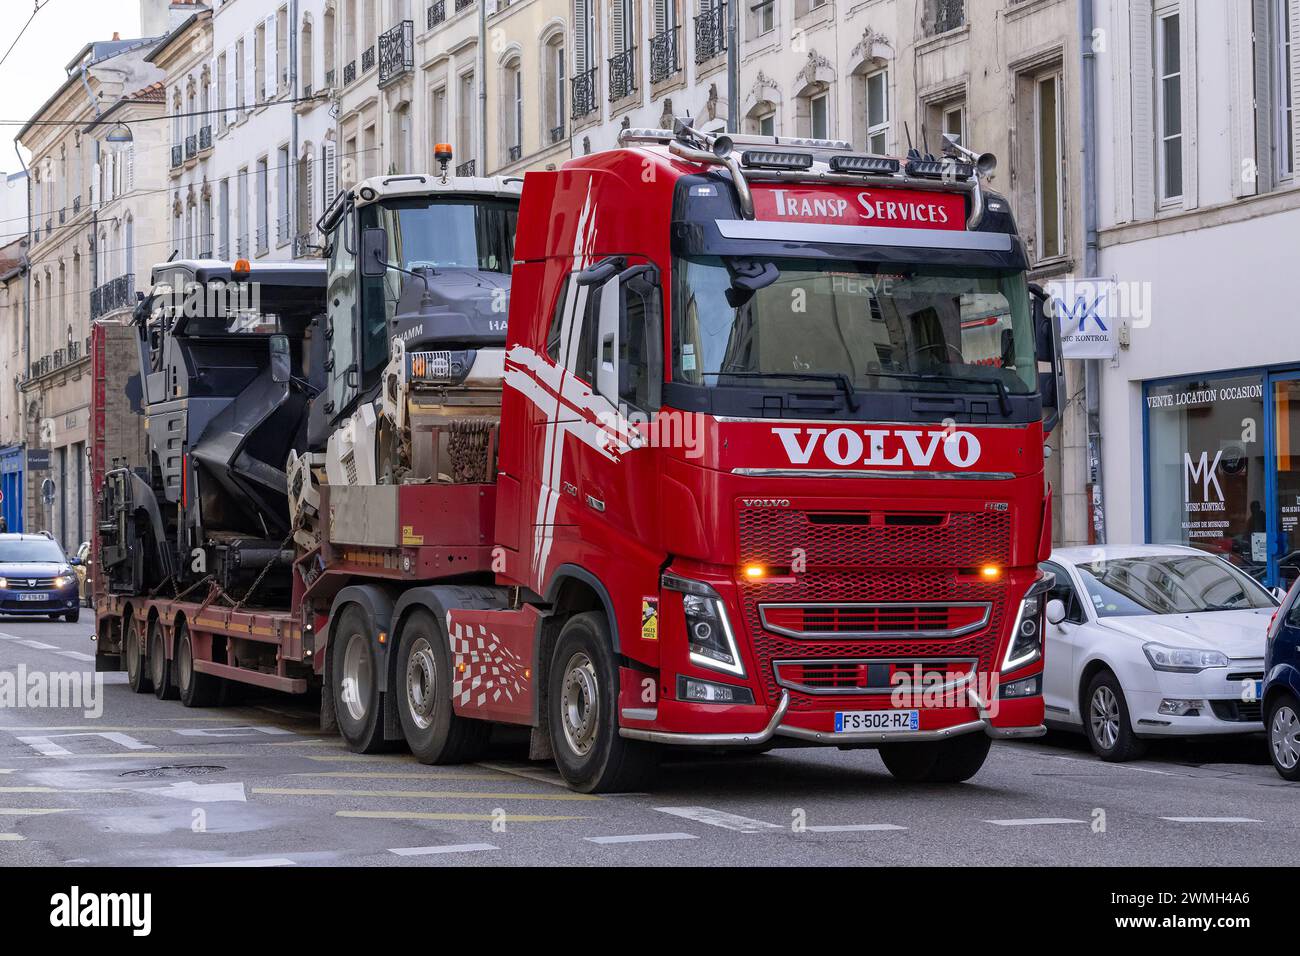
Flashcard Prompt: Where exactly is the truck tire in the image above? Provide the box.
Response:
[124,615,152,695]
[331,605,389,753]
[879,732,991,783]
[149,618,177,701]
[175,621,222,708]
[1083,670,1146,762]
[394,609,491,764]
[548,611,658,793]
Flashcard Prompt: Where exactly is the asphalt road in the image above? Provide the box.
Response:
[0,616,1295,867]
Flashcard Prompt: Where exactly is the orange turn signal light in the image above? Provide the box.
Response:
[979,564,1002,581]
[742,564,766,580]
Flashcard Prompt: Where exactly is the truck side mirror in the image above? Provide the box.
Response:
[360,227,389,278]
[595,273,621,405]
[1029,282,1065,434]
[270,333,291,384]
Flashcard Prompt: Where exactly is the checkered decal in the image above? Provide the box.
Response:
[447,615,528,708]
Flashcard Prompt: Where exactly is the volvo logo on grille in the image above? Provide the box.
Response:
[742,498,790,508]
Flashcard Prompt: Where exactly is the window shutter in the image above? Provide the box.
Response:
[654,0,667,35]
[1252,0,1277,193]
[1180,1,1197,209]
[304,153,313,236]
[612,0,625,53]
[225,45,236,125]
[265,17,277,100]
[245,33,256,110]
[1230,1,1258,197]
[126,144,135,192]
[1290,0,1300,175]
[574,0,588,73]
[1129,1,1156,220]
[324,141,337,212]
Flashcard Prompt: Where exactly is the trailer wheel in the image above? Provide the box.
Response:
[548,611,658,793]
[176,621,222,708]
[331,605,388,753]
[394,609,491,764]
[124,615,152,695]
[878,732,991,783]
[149,618,177,701]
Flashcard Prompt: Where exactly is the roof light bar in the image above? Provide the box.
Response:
[741,149,814,171]
[777,135,853,151]
[829,154,901,175]
[905,158,975,180]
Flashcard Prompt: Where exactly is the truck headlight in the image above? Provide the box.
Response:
[1002,577,1052,672]
[1142,643,1229,673]
[663,571,746,677]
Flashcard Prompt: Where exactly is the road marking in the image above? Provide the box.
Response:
[56,651,95,662]
[654,806,783,833]
[173,725,297,738]
[290,771,509,780]
[183,857,298,867]
[585,832,699,845]
[304,754,401,763]
[254,787,599,801]
[15,731,155,757]
[805,824,908,833]
[984,818,1086,826]
[1160,816,1262,824]
[150,781,247,804]
[18,640,57,650]
[0,808,72,815]
[0,833,24,841]
[388,843,498,857]
[476,761,571,788]
[336,810,584,822]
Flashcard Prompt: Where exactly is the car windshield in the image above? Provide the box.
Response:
[0,539,66,563]
[1073,554,1276,617]
[671,256,1037,399]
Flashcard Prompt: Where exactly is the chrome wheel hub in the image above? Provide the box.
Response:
[1271,705,1300,771]
[405,637,438,730]
[341,632,372,723]
[1090,685,1120,751]
[560,652,599,757]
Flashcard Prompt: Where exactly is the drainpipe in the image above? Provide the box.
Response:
[1080,0,1105,544]
[477,0,487,171]
[726,0,737,131]
[13,143,30,502]
[291,0,300,250]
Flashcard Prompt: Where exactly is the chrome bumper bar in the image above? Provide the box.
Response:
[619,691,1046,746]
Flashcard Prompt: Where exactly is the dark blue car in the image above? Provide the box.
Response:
[1265,578,1300,780]
[0,533,81,623]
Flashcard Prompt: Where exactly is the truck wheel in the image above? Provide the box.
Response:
[176,621,222,708]
[395,609,491,763]
[548,611,658,793]
[149,619,177,701]
[879,732,991,783]
[124,615,152,695]
[1267,692,1300,782]
[331,605,388,753]
[1083,671,1145,762]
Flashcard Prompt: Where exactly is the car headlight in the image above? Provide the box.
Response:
[1002,576,1052,672]
[662,571,746,677]
[54,575,74,588]
[1142,643,1230,673]
[0,577,7,588]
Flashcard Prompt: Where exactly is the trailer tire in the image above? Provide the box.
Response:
[149,618,177,700]
[331,605,389,753]
[878,732,991,783]
[548,611,658,793]
[394,609,491,764]
[176,621,222,708]
[124,615,152,695]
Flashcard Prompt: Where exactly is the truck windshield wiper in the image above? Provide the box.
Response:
[875,371,1012,416]
[708,370,860,411]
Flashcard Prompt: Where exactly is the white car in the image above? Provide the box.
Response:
[1040,545,1278,761]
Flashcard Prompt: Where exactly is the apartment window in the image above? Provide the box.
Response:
[278,6,290,90]
[277,144,291,244]
[1035,72,1063,260]
[236,39,246,108]
[942,101,965,146]
[219,178,230,258]
[255,22,267,101]
[747,0,774,38]
[504,58,523,161]
[256,157,269,253]
[393,104,412,173]
[810,90,829,140]
[458,72,475,168]
[217,53,228,126]
[543,35,565,142]
[200,197,212,257]
[865,69,888,153]
[430,85,448,147]
[1156,10,1182,202]
[237,167,249,256]
[759,111,774,136]
[363,123,377,178]
[1273,0,1295,180]
[302,17,315,93]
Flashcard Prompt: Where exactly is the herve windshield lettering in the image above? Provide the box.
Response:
[772,426,982,469]
[755,186,964,230]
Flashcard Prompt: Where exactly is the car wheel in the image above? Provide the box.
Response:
[1083,671,1145,762]
[64,609,79,624]
[1267,693,1300,782]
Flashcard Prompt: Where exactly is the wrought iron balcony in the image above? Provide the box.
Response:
[58,208,65,224]
[508,144,522,162]
[428,0,445,28]
[455,159,476,176]
[361,45,376,73]
[571,66,598,119]
[925,0,964,35]
[650,27,680,83]
[608,48,636,101]
[171,145,183,168]
[72,196,80,214]
[68,339,80,362]
[550,123,565,144]
[379,21,414,87]
[455,0,473,11]
[185,134,197,160]
[255,226,268,255]
[343,60,356,85]
[695,3,726,62]
[199,125,212,150]
[90,273,135,319]
[324,68,335,88]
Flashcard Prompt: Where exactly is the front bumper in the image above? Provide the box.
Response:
[0,587,79,615]
[620,691,1045,746]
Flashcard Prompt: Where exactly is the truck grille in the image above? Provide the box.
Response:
[759,602,989,639]
[773,657,978,696]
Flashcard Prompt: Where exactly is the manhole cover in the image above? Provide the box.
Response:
[119,765,227,779]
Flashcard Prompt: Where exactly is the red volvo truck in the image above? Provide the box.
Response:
[93,128,1063,792]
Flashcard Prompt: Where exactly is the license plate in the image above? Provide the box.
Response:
[17,593,46,602]
[835,710,919,733]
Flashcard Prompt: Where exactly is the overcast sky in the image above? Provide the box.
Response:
[0,0,142,172]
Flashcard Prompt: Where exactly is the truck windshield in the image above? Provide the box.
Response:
[370,197,517,273]
[671,256,1036,398]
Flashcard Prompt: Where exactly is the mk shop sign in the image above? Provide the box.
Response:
[751,185,966,230]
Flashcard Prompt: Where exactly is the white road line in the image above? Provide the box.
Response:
[183,857,298,867]
[1160,817,1262,824]
[0,833,24,841]
[585,832,700,845]
[388,843,499,857]
[18,640,57,650]
[655,806,782,833]
[57,651,95,662]
[806,824,908,833]
[984,818,1086,826]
